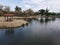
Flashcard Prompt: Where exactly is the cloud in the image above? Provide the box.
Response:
[20,0,60,12]
[0,0,60,12]
[48,0,60,12]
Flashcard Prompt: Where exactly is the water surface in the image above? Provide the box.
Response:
[0,18,60,45]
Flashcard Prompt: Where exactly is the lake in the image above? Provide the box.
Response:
[0,18,60,45]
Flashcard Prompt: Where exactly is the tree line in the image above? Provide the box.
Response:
[0,4,59,17]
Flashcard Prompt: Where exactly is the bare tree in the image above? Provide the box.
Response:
[25,8,34,16]
[4,6,10,13]
[0,4,3,16]
[45,8,49,16]
[0,4,3,11]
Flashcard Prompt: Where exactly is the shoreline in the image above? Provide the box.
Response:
[0,15,59,28]
[0,17,27,28]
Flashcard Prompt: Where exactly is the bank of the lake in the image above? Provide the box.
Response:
[0,17,27,28]
[0,15,57,28]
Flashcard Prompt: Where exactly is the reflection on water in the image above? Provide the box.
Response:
[40,18,44,24]
[51,18,56,21]
[5,28,14,35]
[25,23,28,26]
[0,17,60,45]
[38,17,56,24]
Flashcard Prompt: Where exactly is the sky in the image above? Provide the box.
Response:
[0,0,60,12]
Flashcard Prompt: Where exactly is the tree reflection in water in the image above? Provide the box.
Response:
[44,18,51,23]
[51,18,56,21]
[25,23,28,26]
[40,18,44,24]
[5,27,14,35]
[39,17,56,24]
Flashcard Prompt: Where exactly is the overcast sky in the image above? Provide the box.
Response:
[0,0,60,12]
